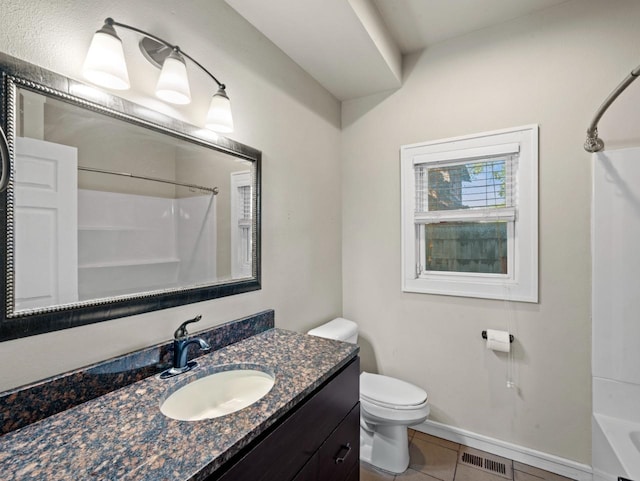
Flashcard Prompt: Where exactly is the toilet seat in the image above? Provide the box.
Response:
[361,396,430,424]
[362,395,429,411]
[360,372,428,409]
[359,372,430,425]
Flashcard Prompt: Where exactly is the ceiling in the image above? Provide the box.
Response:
[225,0,569,100]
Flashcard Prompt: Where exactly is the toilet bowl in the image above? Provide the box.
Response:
[307,318,430,474]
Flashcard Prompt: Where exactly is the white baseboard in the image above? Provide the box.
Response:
[413,420,593,481]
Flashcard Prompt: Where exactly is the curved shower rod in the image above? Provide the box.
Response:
[584,64,640,152]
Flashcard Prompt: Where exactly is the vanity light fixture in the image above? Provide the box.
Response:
[155,49,191,105]
[82,17,233,133]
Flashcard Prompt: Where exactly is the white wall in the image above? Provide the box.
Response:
[0,0,342,391]
[341,0,640,465]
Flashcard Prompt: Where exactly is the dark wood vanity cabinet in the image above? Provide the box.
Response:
[212,357,360,481]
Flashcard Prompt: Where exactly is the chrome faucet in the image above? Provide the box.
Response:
[160,315,211,379]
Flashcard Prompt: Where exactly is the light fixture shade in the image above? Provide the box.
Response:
[155,50,191,105]
[82,23,130,90]
[205,88,234,133]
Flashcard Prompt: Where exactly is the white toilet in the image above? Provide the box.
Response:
[307,318,430,474]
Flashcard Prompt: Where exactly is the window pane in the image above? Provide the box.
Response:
[238,185,251,221]
[415,158,511,213]
[424,222,507,274]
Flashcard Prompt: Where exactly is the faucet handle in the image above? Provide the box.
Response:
[174,314,203,339]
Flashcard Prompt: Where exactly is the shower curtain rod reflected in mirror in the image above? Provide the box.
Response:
[584,63,640,153]
[78,165,220,194]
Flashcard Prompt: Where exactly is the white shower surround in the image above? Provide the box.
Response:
[592,147,640,481]
[78,189,217,299]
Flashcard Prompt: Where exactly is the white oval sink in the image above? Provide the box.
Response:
[160,367,275,421]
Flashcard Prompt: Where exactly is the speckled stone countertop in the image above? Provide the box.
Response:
[0,329,358,481]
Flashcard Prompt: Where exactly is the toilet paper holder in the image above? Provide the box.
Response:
[481,330,514,343]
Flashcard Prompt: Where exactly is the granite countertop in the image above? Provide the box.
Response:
[0,328,358,481]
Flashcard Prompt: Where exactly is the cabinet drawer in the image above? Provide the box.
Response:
[318,403,360,481]
[215,357,359,481]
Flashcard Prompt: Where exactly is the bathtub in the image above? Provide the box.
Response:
[592,378,640,481]
[593,414,640,481]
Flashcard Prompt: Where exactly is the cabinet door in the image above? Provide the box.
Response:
[345,463,360,481]
[291,453,318,481]
[318,404,360,481]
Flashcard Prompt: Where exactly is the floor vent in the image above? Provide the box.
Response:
[461,452,483,468]
[484,458,507,475]
[458,448,512,479]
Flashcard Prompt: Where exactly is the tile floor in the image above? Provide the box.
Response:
[360,430,575,481]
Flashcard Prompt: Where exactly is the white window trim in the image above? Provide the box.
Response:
[400,125,538,303]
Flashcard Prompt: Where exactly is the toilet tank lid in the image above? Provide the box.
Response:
[360,372,428,407]
[307,318,358,342]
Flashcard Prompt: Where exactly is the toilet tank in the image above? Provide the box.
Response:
[307,318,358,344]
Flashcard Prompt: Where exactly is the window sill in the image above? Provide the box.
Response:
[402,277,537,303]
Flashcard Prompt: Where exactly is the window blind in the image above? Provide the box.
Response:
[239,185,251,222]
[414,153,518,224]
[412,142,520,165]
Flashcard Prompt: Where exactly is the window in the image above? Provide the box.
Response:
[231,171,252,278]
[401,125,538,302]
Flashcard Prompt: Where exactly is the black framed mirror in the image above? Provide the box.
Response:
[0,53,261,341]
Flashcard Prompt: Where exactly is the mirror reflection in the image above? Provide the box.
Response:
[14,87,254,313]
